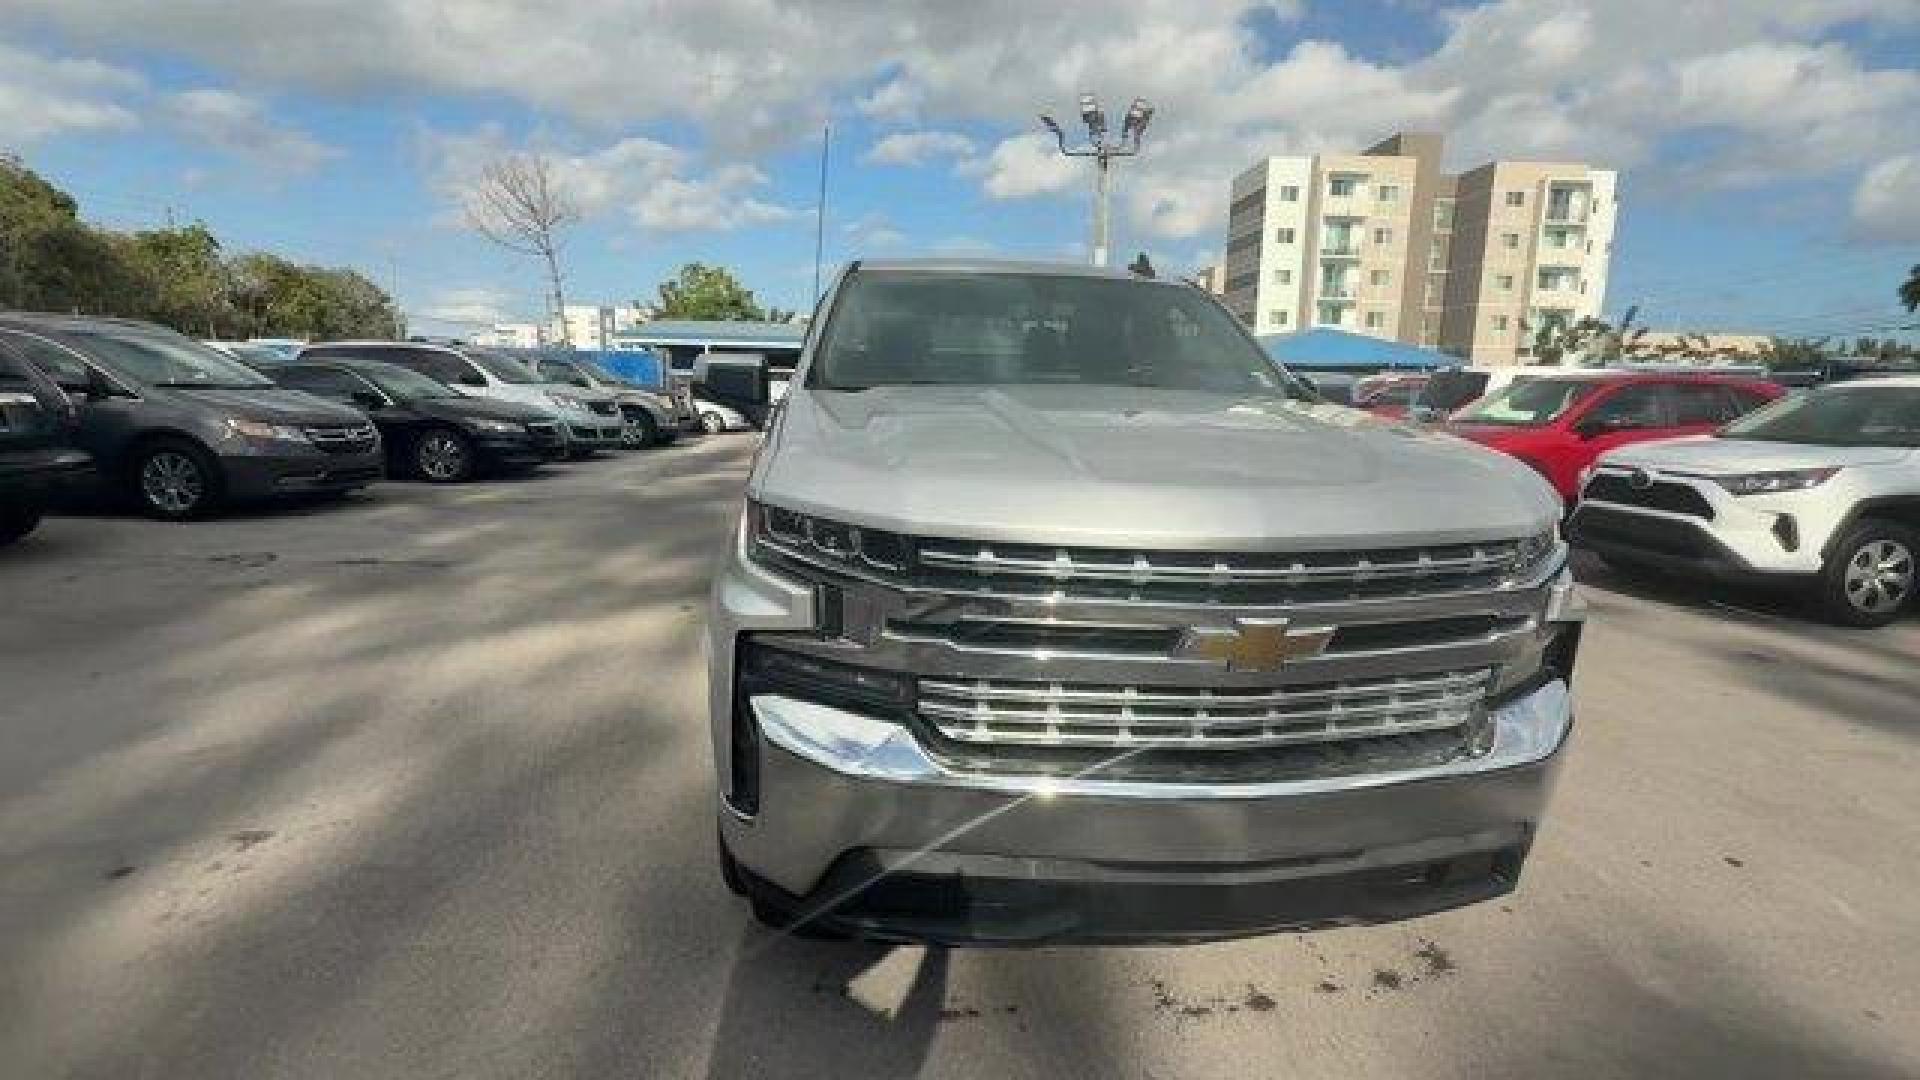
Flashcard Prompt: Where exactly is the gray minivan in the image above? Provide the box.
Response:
[0,315,383,519]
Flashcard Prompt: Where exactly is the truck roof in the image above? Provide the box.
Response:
[855,258,1146,280]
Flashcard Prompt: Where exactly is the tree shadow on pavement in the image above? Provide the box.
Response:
[701,935,950,1079]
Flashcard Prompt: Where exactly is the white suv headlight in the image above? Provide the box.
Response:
[546,391,589,414]
[471,419,524,434]
[1712,468,1839,496]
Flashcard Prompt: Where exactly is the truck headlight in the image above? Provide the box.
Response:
[546,391,588,414]
[1502,529,1563,586]
[748,502,911,575]
[470,419,524,434]
[1712,468,1839,496]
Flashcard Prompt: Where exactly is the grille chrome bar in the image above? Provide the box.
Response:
[915,541,1521,584]
[918,669,1492,750]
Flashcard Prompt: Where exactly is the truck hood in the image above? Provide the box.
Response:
[1602,435,1913,473]
[166,385,365,425]
[756,384,1561,550]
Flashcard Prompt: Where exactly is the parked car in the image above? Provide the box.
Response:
[693,394,749,434]
[296,342,624,457]
[203,340,296,370]
[1295,371,1356,405]
[711,258,1582,944]
[1440,371,1782,504]
[1571,378,1920,626]
[267,358,566,481]
[530,355,691,447]
[0,337,92,543]
[0,315,381,519]
[1410,367,1533,421]
[1353,373,1429,418]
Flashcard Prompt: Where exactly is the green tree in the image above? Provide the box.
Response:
[1756,336,1829,369]
[1525,312,1606,366]
[1899,264,1920,314]
[127,224,230,336]
[647,263,767,321]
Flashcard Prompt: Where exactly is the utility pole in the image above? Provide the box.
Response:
[1040,95,1153,267]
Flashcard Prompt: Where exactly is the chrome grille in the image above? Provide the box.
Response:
[302,423,377,454]
[916,539,1523,586]
[919,668,1491,750]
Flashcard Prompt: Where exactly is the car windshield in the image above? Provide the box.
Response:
[73,328,275,388]
[540,360,594,387]
[1719,385,1920,447]
[578,359,632,386]
[815,271,1305,397]
[1454,378,1599,426]
[360,362,458,401]
[467,349,542,384]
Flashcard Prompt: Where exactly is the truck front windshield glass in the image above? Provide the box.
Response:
[816,272,1306,397]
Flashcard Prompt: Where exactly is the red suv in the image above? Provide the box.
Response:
[1441,371,1783,503]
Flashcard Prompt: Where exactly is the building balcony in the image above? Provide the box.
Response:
[1319,244,1361,259]
[1317,286,1357,302]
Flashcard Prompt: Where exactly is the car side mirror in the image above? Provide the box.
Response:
[351,390,386,410]
[458,372,488,387]
[51,370,95,395]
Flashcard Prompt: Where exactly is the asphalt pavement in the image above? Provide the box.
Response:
[2,435,1916,1079]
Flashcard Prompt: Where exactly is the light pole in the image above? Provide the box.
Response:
[1040,94,1153,267]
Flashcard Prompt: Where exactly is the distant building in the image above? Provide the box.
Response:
[551,304,650,349]
[1223,131,1618,366]
[1193,263,1226,294]
[1629,332,1772,363]
[469,322,544,349]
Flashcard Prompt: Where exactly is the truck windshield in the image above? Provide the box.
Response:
[1454,378,1598,426]
[816,271,1304,397]
[1720,385,1920,447]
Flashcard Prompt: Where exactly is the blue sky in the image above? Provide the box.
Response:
[4,1,1918,342]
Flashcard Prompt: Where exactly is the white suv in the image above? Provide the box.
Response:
[1568,377,1920,626]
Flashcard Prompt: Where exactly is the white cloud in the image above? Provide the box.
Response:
[159,89,339,175]
[861,129,974,167]
[0,42,141,144]
[7,0,1919,243]
[424,127,794,234]
[843,211,906,250]
[1852,155,1920,242]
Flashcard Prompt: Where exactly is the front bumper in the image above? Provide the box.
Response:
[471,432,551,469]
[222,446,384,498]
[723,680,1570,944]
[1569,466,1834,580]
[566,421,624,448]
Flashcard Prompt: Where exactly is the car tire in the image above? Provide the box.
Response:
[701,410,728,435]
[1817,519,1917,627]
[623,409,660,449]
[0,502,45,545]
[131,439,223,521]
[413,428,475,483]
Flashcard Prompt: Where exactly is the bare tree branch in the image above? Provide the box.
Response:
[461,153,580,343]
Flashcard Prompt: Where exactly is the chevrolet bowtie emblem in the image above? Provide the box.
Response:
[1178,618,1336,671]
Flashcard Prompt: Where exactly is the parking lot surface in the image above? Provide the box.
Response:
[2,436,1916,1080]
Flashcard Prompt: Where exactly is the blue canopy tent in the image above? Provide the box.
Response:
[1257,327,1452,372]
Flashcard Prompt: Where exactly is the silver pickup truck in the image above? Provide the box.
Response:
[708,259,1583,945]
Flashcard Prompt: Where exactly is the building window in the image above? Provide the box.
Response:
[1269,310,1290,327]
[1497,273,1514,291]
[1273,268,1292,284]
[1433,200,1454,230]
[1364,311,1386,330]
[1429,245,1446,271]
[1369,269,1390,287]
[1276,227,1296,244]
[1494,315,1510,331]
[1328,174,1364,198]
[1537,267,1578,291]
[1279,185,1300,202]
[1502,232,1520,249]
[1376,184,1400,202]
[1505,191,1525,207]
[1372,227,1393,246]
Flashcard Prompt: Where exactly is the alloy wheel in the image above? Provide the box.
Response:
[1843,539,1914,615]
[141,451,204,516]
[701,411,727,434]
[417,433,468,481]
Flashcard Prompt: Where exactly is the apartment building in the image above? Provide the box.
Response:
[554,304,650,349]
[1223,132,1616,365]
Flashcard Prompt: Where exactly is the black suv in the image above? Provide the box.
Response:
[268,358,565,481]
[0,337,92,544]
[0,315,383,519]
